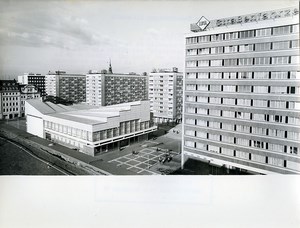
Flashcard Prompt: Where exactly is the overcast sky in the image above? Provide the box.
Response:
[0,0,294,79]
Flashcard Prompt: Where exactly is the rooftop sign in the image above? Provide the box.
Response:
[191,6,299,32]
[196,16,210,30]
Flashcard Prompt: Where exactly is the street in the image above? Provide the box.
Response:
[0,137,65,175]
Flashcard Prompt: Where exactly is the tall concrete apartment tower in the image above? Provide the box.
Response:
[45,71,86,103]
[149,68,183,123]
[183,6,300,174]
[86,64,147,106]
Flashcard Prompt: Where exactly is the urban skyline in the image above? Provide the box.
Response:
[0,0,290,79]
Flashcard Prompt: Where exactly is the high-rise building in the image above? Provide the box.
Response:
[86,72,148,106]
[183,6,300,174]
[148,68,183,123]
[45,71,86,103]
[25,100,156,156]
[18,73,46,97]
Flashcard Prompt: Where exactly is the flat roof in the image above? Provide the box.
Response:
[190,6,299,32]
[27,100,144,125]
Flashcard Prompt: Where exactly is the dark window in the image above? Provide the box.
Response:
[290,87,295,94]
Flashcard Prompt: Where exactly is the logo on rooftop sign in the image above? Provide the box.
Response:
[196,16,210,30]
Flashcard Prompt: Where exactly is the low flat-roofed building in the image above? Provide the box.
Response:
[25,100,157,156]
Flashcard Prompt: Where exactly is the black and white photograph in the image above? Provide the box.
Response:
[0,0,299,227]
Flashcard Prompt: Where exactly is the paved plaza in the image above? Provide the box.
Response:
[108,147,170,175]
[108,147,178,175]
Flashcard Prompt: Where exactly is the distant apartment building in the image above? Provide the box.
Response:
[45,71,86,103]
[25,100,157,156]
[149,68,183,123]
[86,72,148,106]
[0,80,40,119]
[18,73,46,97]
[183,6,300,174]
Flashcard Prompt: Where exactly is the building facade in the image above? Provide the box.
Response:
[183,6,300,174]
[86,73,148,106]
[18,73,46,97]
[45,71,86,103]
[149,68,183,123]
[20,84,40,117]
[0,80,40,119]
[25,100,157,156]
[0,80,21,119]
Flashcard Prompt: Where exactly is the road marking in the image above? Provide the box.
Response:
[107,147,162,175]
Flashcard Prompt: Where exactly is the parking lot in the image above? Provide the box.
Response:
[108,147,172,175]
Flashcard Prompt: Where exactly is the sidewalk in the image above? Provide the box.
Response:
[0,122,129,175]
[0,121,183,175]
[0,122,157,175]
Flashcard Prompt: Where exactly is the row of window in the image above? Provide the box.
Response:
[186,24,299,44]
[186,56,299,67]
[186,71,300,80]
[2,102,19,107]
[186,40,299,56]
[186,118,300,140]
[185,109,300,127]
[2,107,19,112]
[185,84,300,95]
[184,140,299,170]
[185,130,298,155]
[1,92,19,95]
[186,96,300,111]
[187,116,300,128]
[45,120,151,142]
[2,97,20,101]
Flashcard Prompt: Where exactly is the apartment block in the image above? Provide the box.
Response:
[86,73,147,106]
[183,6,300,174]
[45,71,86,103]
[149,68,183,123]
[18,73,46,97]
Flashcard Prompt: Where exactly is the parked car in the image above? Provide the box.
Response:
[132,150,139,155]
